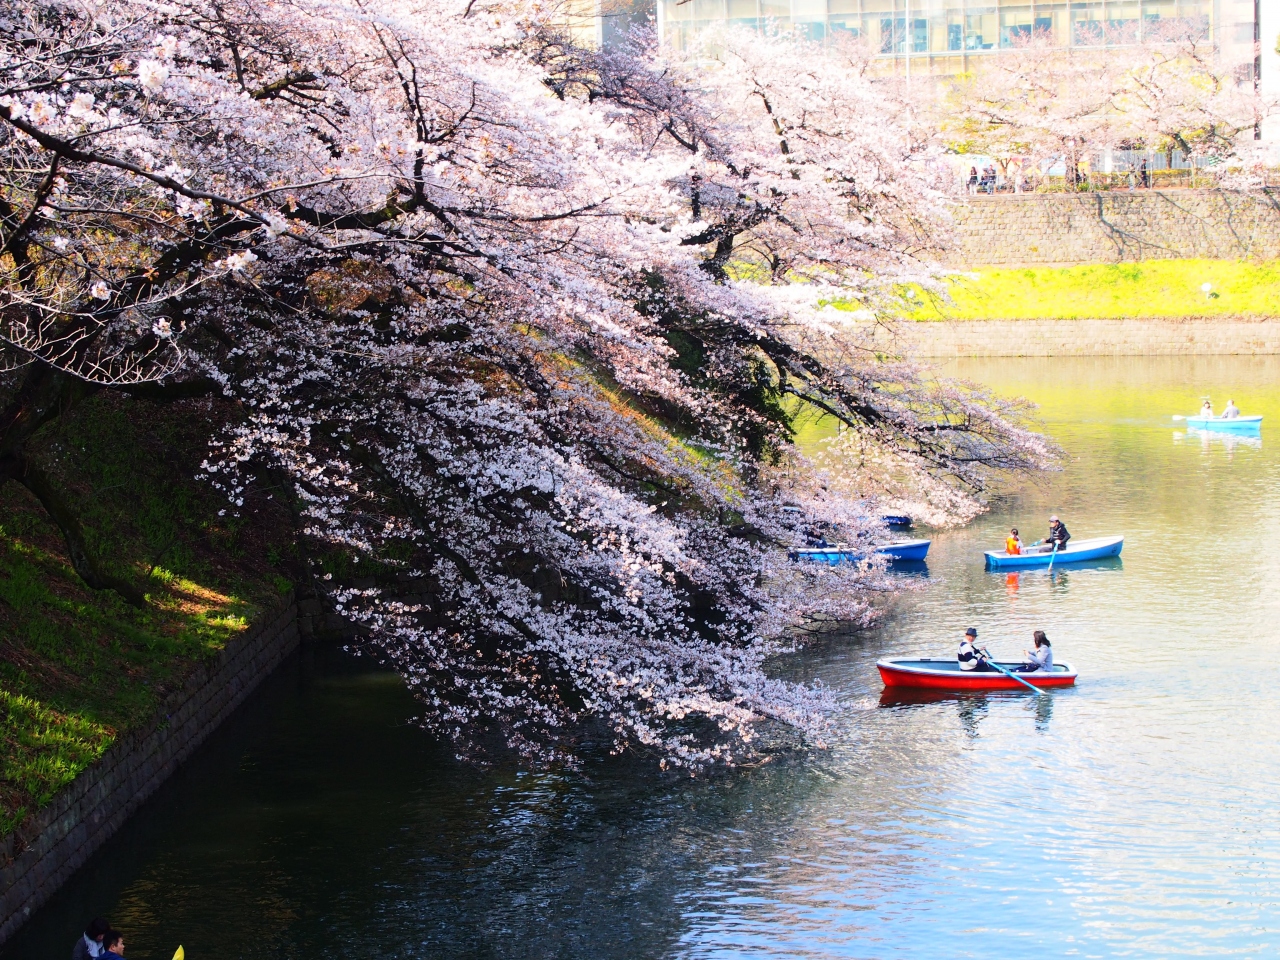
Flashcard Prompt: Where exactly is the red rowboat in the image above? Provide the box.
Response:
[877,658,1077,691]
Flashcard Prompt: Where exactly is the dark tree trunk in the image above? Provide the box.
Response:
[0,362,144,606]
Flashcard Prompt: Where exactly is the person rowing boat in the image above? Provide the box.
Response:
[1030,515,1070,553]
[958,627,992,672]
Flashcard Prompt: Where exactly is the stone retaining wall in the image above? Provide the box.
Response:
[895,317,1280,357]
[0,601,301,945]
[950,190,1280,266]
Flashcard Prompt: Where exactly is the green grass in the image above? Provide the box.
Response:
[907,260,1280,321]
[0,393,296,836]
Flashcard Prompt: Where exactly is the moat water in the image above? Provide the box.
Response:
[6,356,1280,959]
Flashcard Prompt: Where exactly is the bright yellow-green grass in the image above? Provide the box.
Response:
[0,394,297,836]
[911,260,1280,321]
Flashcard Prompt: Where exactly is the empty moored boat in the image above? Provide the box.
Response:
[984,535,1123,569]
[1180,415,1262,431]
[790,538,931,564]
[878,658,1078,690]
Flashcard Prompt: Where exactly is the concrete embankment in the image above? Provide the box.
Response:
[894,317,1280,357]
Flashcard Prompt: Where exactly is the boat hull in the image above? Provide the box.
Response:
[790,538,931,564]
[878,658,1077,690]
[1182,415,1262,431]
[985,535,1123,569]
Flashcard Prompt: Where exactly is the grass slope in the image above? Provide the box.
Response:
[911,260,1280,321]
[0,394,295,837]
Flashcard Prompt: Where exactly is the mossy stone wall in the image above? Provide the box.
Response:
[0,602,301,945]
[950,190,1280,266]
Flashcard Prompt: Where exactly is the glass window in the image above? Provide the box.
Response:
[792,0,826,20]
[1034,3,1069,44]
[999,5,1033,47]
[1070,1,1105,44]
[1107,0,1140,42]
[910,17,927,52]
[663,0,694,23]
[965,7,996,50]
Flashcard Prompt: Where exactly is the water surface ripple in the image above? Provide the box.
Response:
[6,357,1279,959]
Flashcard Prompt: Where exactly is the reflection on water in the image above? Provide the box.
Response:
[6,357,1280,960]
[1177,427,1263,456]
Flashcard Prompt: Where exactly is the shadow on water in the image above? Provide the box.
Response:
[2,645,840,960]
[886,558,930,576]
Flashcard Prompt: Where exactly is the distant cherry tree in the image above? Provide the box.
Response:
[945,24,1276,186]
[0,0,1053,768]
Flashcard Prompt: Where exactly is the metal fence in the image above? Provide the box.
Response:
[960,145,1280,195]
[966,167,1280,195]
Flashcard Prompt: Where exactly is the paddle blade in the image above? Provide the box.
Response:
[173,948,185,960]
[1172,415,1185,420]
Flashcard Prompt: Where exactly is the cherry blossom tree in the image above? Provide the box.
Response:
[945,26,1276,187]
[0,0,1054,768]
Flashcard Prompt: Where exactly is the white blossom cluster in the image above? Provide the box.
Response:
[0,0,1055,768]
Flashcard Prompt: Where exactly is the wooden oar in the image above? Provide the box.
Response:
[1172,415,1186,420]
[1047,540,1059,572]
[980,649,1045,696]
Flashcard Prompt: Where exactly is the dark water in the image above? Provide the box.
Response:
[7,356,1280,959]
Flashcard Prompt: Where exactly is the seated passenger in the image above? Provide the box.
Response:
[1201,400,1215,419]
[958,627,990,672]
[1223,399,1240,419]
[1015,631,1053,672]
[1005,528,1022,555]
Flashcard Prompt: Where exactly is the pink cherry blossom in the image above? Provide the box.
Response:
[0,0,1057,768]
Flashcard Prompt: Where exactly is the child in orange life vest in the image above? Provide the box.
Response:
[1005,528,1022,555]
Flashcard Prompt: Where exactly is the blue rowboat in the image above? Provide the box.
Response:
[790,538,932,564]
[880,538,931,561]
[882,514,913,528]
[984,535,1123,569]
[1180,415,1262,431]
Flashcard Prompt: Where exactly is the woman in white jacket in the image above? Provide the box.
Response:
[1016,631,1053,672]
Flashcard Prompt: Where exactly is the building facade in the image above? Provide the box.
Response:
[655,0,1260,78]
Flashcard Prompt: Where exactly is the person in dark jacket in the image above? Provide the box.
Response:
[1035,515,1070,552]
[72,918,110,960]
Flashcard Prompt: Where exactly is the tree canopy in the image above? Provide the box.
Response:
[0,0,1054,768]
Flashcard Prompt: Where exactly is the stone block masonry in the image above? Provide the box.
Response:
[949,190,1280,266]
[0,601,302,945]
